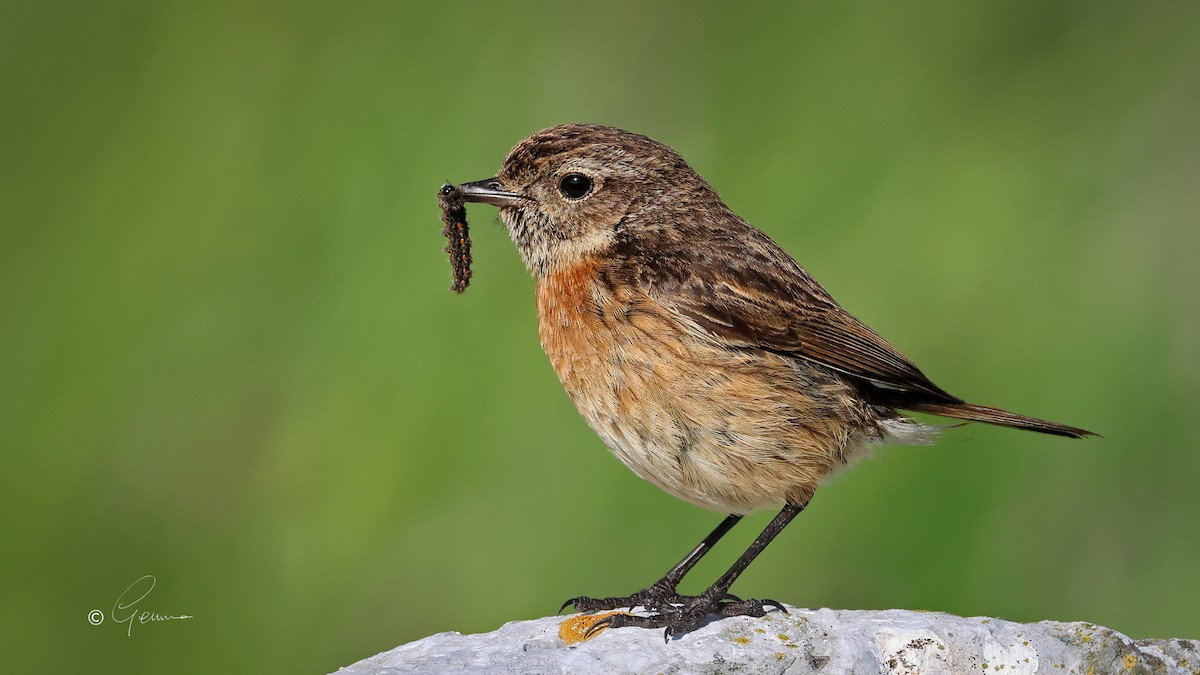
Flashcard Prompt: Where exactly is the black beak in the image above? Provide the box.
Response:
[458,177,525,207]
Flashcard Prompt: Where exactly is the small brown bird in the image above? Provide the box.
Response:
[450,123,1094,638]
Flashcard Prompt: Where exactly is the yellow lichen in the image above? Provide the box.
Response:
[732,636,750,645]
[557,611,631,645]
[1123,653,1138,669]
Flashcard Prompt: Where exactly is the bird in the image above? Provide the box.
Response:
[448,123,1095,639]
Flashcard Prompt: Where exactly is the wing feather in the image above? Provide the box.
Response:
[628,227,959,402]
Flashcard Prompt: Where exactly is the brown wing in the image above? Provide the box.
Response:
[632,229,960,403]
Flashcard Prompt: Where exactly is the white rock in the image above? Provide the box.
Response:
[334,606,1200,674]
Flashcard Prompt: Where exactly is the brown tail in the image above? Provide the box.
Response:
[907,401,1097,439]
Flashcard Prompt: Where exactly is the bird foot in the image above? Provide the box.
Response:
[560,579,685,614]
[566,587,786,640]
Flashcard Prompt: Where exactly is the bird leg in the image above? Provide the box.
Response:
[561,513,742,614]
[582,502,805,640]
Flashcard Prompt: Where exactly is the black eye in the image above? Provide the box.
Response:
[559,173,593,200]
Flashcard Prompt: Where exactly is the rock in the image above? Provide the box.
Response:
[334,606,1200,674]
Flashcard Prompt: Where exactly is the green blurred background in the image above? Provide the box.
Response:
[2,1,1198,672]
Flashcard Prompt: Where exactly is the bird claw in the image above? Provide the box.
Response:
[561,593,644,614]
[718,597,786,618]
[560,580,683,614]
[571,589,785,639]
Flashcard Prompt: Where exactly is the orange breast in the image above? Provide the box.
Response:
[533,254,862,514]
[535,256,612,398]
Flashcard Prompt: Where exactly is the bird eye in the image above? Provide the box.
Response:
[558,173,593,200]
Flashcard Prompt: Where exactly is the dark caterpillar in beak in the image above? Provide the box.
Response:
[438,183,471,293]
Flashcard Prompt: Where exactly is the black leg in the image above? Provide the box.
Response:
[707,503,803,594]
[656,513,744,592]
[562,513,743,613]
[588,502,807,639]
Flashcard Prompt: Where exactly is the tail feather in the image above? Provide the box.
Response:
[906,401,1097,439]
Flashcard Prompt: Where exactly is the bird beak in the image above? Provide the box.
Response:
[458,177,525,207]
